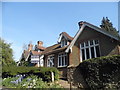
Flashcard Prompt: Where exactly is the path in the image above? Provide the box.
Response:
[56,78,77,89]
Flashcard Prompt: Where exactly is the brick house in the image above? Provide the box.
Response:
[19,21,120,78]
[18,41,45,67]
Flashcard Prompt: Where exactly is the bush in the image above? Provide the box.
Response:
[2,66,59,82]
[78,55,120,89]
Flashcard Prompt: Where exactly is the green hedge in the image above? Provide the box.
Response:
[2,66,59,82]
[78,55,120,89]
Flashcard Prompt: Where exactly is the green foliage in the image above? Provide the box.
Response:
[78,55,120,89]
[2,66,59,81]
[2,75,62,88]
[0,38,16,66]
[2,77,19,88]
[100,17,119,37]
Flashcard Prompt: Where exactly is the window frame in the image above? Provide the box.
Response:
[58,53,67,67]
[80,39,101,62]
[47,55,54,67]
[61,38,67,47]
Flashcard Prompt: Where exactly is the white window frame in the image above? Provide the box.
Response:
[80,39,100,62]
[40,55,44,67]
[58,53,67,67]
[61,39,67,47]
[47,55,54,67]
[31,55,39,63]
[31,55,39,59]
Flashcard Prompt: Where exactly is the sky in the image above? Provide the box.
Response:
[2,2,118,61]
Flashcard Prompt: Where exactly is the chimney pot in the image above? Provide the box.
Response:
[28,44,33,51]
[78,21,84,29]
[37,41,43,46]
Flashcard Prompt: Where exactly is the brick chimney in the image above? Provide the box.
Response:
[28,44,33,51]
[37,41,43,46]
[78,21,84,29]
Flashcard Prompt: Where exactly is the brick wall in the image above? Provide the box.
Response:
[69,46,80,66]
[67,65,89,89]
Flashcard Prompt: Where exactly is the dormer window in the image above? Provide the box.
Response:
[58,32,73,47]
[61,39,67,47]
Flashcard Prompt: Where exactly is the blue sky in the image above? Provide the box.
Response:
[2,2,118,61]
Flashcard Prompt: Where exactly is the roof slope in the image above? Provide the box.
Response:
[22,50,30,59]
[37,46,46,50]
[41,44,68,55]
[58,32,73,43]
[61,32,73,41]
[31,50,42,55]
[42,44,61,55]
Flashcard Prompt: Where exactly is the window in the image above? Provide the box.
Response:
[80,39,100,61]
[47,55,54,67]
[31,55,39,59]
[58,53,67,67]
[61,39,67,47]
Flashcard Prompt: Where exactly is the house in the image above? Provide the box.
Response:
[19,21,120,78]
[19,41,45,67]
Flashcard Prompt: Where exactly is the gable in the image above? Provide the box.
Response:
[58,32,73,43]
[65,22,120,53]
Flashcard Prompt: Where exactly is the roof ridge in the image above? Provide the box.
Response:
[62,32,73,41]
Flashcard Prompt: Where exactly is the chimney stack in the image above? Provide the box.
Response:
[28,44,33,51]
[78,21,84,29]
[37,41,43,46]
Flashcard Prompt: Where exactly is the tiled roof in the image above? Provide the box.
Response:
[42,44,61,55]
[41,43,68,55]
[23,50,30,59]
[61,32,73,41]
[31,50,42,55]
[42,46,68,55]
[22,50,42,60]
[37,46,46,50]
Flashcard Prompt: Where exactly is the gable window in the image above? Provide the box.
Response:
[61,39,67,47]
[47,55,54,67]
[80,40,100,61]
[58,53,67,67]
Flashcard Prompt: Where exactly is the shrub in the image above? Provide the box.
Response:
[78,55,120,89]
[2,77,19,88]
[2,66,59,82]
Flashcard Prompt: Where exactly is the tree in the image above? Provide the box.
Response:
[100,17,119,37]
[0,38,16,66]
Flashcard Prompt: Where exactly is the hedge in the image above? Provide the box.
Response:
[78,55,120,89]
[2,66,59,82]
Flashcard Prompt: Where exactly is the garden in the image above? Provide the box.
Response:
[2,66,63,88]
